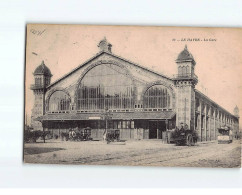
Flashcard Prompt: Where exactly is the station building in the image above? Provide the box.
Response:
[30,38,240,141]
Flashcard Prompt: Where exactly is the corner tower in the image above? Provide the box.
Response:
[174,45,198,130]
[30,60,52,131]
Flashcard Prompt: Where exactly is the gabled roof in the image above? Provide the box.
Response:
[47,51,173,89]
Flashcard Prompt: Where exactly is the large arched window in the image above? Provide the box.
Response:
[143,85,171,109]
[48,91,70,111]
[76,64,134,110]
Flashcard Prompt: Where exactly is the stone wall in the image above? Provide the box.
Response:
[31,90,45,131]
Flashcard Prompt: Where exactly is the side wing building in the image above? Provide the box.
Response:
[30,38,240,141]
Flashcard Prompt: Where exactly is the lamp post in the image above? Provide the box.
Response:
[165,118,168,131]
[165,118,169,143]
[42,120,45,143]
[102,107,113,142]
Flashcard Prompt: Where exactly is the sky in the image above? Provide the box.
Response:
[25,24,242,127]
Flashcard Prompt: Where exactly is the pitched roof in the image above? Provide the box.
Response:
[47,51,173,89]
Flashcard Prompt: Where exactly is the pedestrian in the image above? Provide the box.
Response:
[69,128,72,140]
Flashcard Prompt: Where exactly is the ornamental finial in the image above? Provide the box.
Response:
[98,37,112,53]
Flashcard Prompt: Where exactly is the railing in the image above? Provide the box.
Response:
[46,110,70,114]
[30,84,47,90]
[46,108,173,114]
[173,73,198,80]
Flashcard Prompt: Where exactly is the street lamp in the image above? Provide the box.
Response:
[165,118,168,131]
[102,107,113,142]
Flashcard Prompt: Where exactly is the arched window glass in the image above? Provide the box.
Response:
[143,85,171,109]
[182,66,186,75]
[178,66,182,75]
[35,78,40,85]
[48,91,70,111]
[76,64,134,110]
[186,66,190,75]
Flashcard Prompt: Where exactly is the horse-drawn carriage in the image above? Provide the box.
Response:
[170,124,198,146]
[104,129,120,144]
[24,130,52,143]
[172,128,198,146]
[217,126,233,144]
[61,127,92,141]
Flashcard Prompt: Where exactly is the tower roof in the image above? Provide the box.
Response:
[234,105,239,112]
[233,105,240,118]
[33,60,52,76]
[176,45,196,65]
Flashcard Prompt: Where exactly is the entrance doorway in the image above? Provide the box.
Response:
[149,121,157,139]
[149,120,167,139]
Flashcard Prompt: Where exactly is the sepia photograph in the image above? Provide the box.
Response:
[24,24,241,168]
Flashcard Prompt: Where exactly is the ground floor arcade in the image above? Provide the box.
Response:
[195,91,240,142]
[40,111,176,140]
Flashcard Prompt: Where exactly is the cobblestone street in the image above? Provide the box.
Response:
[24,139,241,168]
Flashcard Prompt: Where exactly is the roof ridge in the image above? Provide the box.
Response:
[106,52,173,80]
[47,51,105,88]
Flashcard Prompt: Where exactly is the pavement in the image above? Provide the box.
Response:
[24,139,241,168]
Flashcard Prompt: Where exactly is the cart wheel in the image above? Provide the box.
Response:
[31,137,36,143]
[186,134,194,146]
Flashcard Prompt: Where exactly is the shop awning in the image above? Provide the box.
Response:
[36,111,176,121]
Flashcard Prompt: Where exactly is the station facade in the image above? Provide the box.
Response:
[30,38,240,141]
